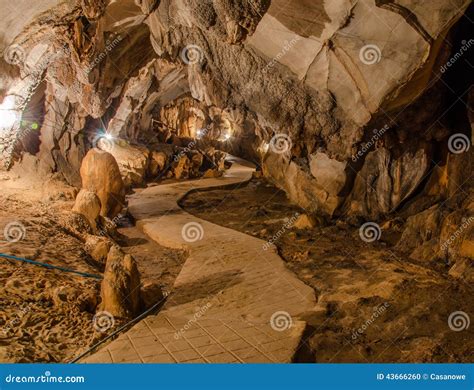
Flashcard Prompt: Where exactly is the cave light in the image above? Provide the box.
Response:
[224,133,232,141]
[0,96,20,130]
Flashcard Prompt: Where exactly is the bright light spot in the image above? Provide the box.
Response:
[196,129,203,138]
[104,133,113,140]
[224,133,231,141]
[262,143,269,153]
[0,110,19,129]
[0,96,20,129]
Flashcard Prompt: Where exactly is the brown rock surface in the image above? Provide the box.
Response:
[100,246,141,318]
[72,189,101,231]
[80,149,125,219]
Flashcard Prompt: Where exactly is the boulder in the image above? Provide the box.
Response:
[72,189,101,231]
[293,214,316,230]
[99,140,150,187]
[148,151,168,177]
[84,234,114,265]
[100,246,141,318]
[173,155,191,180]
[80,149,125,219]
[59,211,93,239]
[140,281,164,310]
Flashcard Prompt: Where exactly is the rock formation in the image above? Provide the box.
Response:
[100,245,141,318]
[0,1,472,269]
[79,149,125,219]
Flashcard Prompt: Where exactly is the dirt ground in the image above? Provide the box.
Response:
[0,173,186,363]
[180,177,474,363]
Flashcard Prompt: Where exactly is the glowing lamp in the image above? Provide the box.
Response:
[0,96,20,129]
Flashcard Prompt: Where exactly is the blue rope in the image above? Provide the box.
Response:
[0,253,103,280]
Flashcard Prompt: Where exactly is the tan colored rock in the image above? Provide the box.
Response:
[59,211,93,239]
[148,151,167,177]
[100,246,141,318]
[293,214,316,230]
[84,234,113,265]
[203,169,221,178]
[72,189,101,231]
[459,238,474,260]
[448,258,474,282]
[140,281,164,310]
[173,155,191,180]
[99,140,150,187]
[80,149,125,219]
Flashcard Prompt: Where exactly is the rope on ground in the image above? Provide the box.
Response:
[0,253,103,280]
[69,294,169,363]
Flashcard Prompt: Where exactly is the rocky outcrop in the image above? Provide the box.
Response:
[79,149,125,219]
[0,0,472,230]
[72,189,101,231]
[100,246,141,318]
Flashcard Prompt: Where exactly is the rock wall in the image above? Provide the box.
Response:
[0,0,472,228]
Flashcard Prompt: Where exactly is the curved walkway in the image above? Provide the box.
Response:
[85,160,316,363]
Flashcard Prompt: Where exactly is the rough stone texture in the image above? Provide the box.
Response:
[98,140,151,188]
[0,0,472,259]
[293,214,315,230]
[100,246,141,318]
[80,149,125,219]
[72,189,101,231]
[84,234,113,265]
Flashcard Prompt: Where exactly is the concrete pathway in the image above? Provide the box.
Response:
[85,160,316,363]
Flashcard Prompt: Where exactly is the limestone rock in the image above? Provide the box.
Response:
[99,140,150,188]
[100,246,141,318]
[140,281,164,310]
[293,214,316,230]
[448,258,474,282]
[459,234,474,260]
[72,189,101,231]
[80,149,125,219]
[84,235,114,265]
[148,151,168,177]
[59,211,93,239]
[173,155,190,180]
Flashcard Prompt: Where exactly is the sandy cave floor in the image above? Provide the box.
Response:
[0,175,186,363]
[180,177,474,363]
